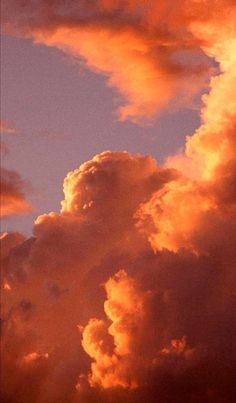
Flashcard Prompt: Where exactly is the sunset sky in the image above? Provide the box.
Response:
[1,1,236,403]
[1,33,201,235]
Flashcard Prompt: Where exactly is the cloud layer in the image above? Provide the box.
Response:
[1,1,236,402]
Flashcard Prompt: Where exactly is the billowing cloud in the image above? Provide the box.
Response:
[1,145,235,402]
[0,152,177,403]
[137,5,236,255]
[81,270,150,389]
[1,1,236,402]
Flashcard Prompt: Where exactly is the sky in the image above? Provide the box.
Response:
[1,1,236,403]
[1,34,200,235]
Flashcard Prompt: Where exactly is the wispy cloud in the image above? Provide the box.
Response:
[0,119,17,134]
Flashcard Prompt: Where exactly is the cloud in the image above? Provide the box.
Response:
[28,151,175,275]
[0,119,16,134]
[81,270,150,389]
[1,1,236,402]
[2,0,216,122]
[137,5,236,255]
[1,145,235,402]
[1,123,32,218]
[1,167,32,217]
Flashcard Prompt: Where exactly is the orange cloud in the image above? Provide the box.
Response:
[1,167,32,217]
[22,351,49,364]
[2,0,214,122]
[136,6,236,255]
[1,147,235,402]
[1,2,236,402]
[0,119,16,134]
[81,270,149,389]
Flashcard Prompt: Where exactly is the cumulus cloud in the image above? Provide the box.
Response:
[1,1,236,402]
[137,5,236,255]
[81,270,150,389]
[1,152,176,403]
[1,146,235,402]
